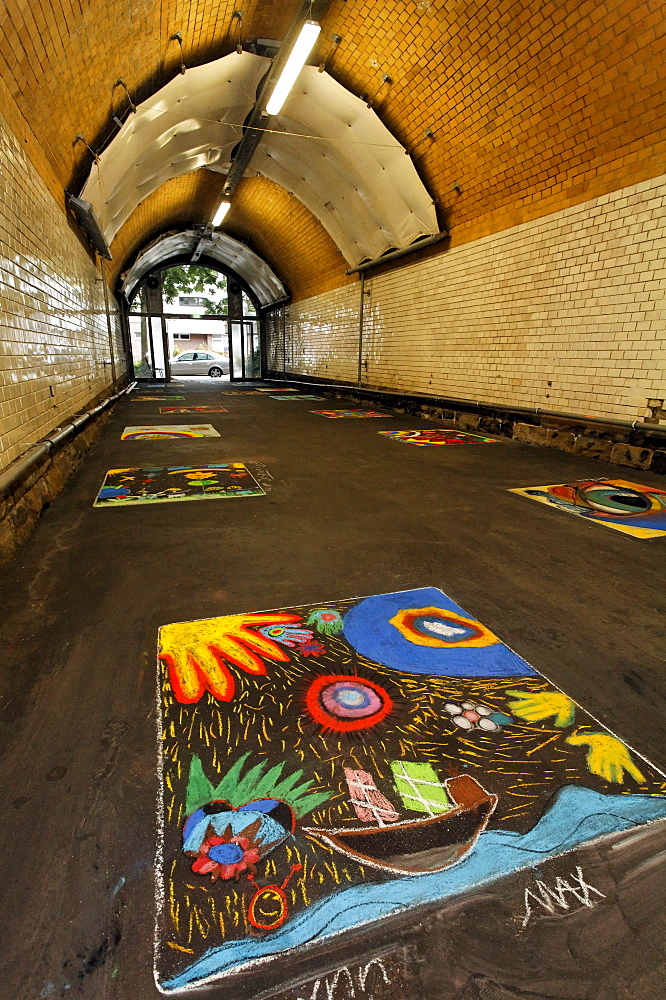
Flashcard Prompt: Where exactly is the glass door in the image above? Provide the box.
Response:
[228,320,260,380]
[229,321,245,381]
[128,315,169,380]
[244,321,260,377]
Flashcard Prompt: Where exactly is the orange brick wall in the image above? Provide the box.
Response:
[1,0,662,289]
[110,174,352,302]
[322,0,665,252]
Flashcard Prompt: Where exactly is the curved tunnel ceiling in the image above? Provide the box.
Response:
[120,230,286,306]
[80,51,438,266]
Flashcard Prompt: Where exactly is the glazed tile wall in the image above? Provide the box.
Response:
[282,284,361,384]
[272,175,666,422]
[0,111,126,472]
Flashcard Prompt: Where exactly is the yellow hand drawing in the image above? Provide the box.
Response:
[159,613,301,703]
[506,690,576,727]
[565,732,646,785]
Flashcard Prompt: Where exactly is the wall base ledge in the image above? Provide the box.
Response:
[264,371,666,475]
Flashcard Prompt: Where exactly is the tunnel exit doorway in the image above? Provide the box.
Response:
[127,269,261,382]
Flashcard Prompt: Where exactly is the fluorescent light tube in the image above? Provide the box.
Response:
[211,200,231,226]
[265,20,321,116]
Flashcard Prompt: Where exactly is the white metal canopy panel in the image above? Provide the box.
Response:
[81,51,438,265]
[251,66,438,263]
[120,231,286,307]
[82,52,267,243]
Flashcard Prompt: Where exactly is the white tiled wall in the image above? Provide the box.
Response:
[0,111,126,472]
[282,284,361,384]
[271,176,666,421]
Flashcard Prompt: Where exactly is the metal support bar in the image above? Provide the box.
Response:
[223,0,333,200]
[258,294,291,312]
[357,272,365,385]
[345,232,449,275]
[100,258,117,381]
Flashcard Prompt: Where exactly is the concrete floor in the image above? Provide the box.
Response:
[0,379,664,999]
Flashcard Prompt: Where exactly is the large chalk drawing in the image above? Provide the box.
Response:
[121,424,220,440]
[379,429,498,446]
[510,478,666,539]
[95,464,265,507]
[155,587,666,992]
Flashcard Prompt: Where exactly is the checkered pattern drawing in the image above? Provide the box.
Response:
[343,767,399,826]
[390,761,453,816]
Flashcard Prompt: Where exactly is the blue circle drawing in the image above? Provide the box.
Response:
[342,588,536,678]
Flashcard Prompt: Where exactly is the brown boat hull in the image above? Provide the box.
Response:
[303,774,497,875]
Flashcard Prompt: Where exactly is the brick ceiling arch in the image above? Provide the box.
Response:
[1,0,662,289]
[109,173,353,302]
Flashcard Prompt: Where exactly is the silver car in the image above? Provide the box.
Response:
[170,350,229,377]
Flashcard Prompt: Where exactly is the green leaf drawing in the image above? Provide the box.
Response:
[185,752,332,818]
[185,755,216,816]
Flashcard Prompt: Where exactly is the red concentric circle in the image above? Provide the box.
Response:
[305,674,393,732]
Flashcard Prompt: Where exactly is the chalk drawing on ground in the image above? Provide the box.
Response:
[510,478,666,539]
[121,424,220,439]
[94,464,265,506]
[154,587,666,992]
[379,429,498,445]
[311,410,391,419]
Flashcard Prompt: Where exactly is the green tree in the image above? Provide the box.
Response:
[161,265,228,314]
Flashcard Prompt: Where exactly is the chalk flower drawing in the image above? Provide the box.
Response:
[306,608,344,634]
[444,701,513,732]
[155,588,666,993]
[189,829,261,882]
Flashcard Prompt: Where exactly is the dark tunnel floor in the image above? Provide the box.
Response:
[0,380,665,1000]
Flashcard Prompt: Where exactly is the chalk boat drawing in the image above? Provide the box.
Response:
[155,587,666,993]
[510,478,666,539]
[94,464,265,506]
[121,424,220,439]
[303,772,497,875]
[311,410,391,418]
[378,429,498,445]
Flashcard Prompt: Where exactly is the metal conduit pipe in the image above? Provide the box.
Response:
[260,377,666,436]
[0,380,136,498]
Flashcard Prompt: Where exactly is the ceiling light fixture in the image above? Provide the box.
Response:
[211,200,231,226]
[265,20,321,116]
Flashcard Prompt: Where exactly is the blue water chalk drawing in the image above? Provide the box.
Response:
[161,786,666,991]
